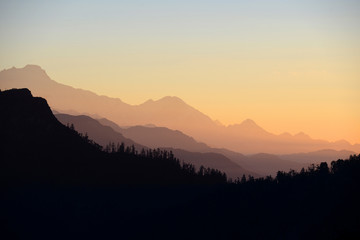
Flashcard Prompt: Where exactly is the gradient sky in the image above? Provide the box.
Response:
[1,0,359,143]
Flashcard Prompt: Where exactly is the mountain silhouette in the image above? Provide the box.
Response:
[0,88,103,183]
[228,119,272,138]
[117,125,210,152]
[1,65,359,154]
[84,114,345,177]
[55,113,256,178]
[166,148,258,179]
[1,88,359,240]
[55,113,146,150]
[0,88,227,185]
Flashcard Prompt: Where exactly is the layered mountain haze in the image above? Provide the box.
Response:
[55,114,146,150]
[95,117,303,176]
[2,1,360,238]
[1,65,359,154]
[3,88,360,240]
[227,119,273,139]
[54,112,353,177]
[0,88,229,186]
[280,149,356,165]
[115,125,210,153]
[166,148,256,179]
[55,113,257,178]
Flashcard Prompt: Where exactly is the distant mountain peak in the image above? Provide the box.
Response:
[140,96,186,106]
[158,96,185,104]
[24,65,48,76]
[240,119,258,127]
[24,64,43,70]
[227,119,269,136]
[1,65,44,74]
[1,64,50,82]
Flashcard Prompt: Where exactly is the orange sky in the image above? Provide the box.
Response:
[1,1,359,144]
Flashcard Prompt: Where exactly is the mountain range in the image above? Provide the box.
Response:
[55,113,354,177]
[0,88,227,185]
[55,113,256,178]
[2,88,360,240]
[55,114,146,150]
[1,65,359,155]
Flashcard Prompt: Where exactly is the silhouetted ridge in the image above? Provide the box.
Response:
[1,88,359,240]
[55,113,146,150]
[1,87,32,98]
[95,117,258,177]
[0,88,58,125]
[0,88,227,185]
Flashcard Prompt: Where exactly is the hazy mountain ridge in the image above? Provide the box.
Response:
[120,126,210,152]
[162,148,258,179]
[1,65,359,154]
[55,113,256,178]
[280,149,356,164]
[2,88,360,240]
[59,112,354,177]
[0,88,227,185]
[55,114,146,150]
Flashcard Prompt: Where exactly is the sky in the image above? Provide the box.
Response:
[1,0,359,143]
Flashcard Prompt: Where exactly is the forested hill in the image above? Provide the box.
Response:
[0,88,226,185]
[198,155,360,239]
[1,88,359,239]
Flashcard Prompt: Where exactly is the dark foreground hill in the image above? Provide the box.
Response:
[1,89,360,240]
[0,88,226,185]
